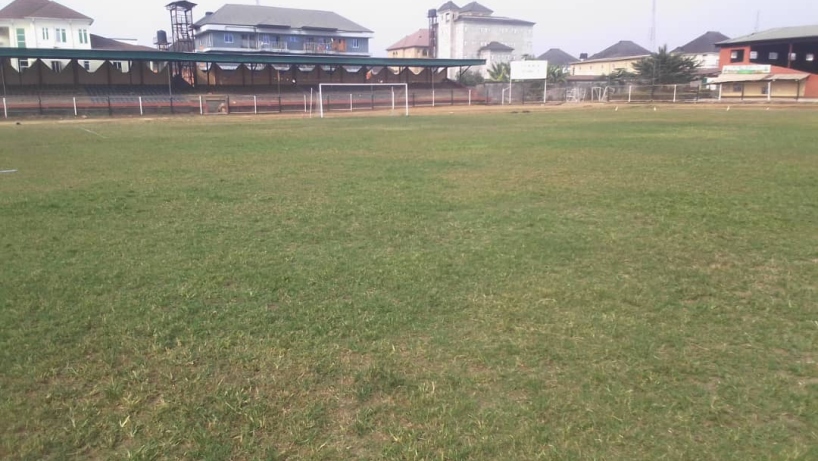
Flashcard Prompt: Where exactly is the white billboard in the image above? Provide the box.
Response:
[510,60,549,80]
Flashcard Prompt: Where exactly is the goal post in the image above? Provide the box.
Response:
[318,83,409,118]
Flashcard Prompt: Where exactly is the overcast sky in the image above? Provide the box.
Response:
[49,0,818,57]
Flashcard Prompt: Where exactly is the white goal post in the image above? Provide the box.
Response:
[318,83,409,118]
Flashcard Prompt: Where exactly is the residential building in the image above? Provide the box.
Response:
[537,48,578,72]
[570,41,651,77]
[712,25,818,99]
[387,29,431,59]
[192,5,372,57]
[673,31,729,76]
[434,1,535,78]
[0,0,150,72]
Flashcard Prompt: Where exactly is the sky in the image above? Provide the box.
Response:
[39,0,818,57]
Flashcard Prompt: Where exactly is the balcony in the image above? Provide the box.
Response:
[304,42,333,54]
[258,42,288,53]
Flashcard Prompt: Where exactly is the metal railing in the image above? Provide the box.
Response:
[0,88,479,119]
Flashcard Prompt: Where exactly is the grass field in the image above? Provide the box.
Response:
[1,108,817,460]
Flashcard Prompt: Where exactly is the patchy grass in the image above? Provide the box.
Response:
[1,108,817,460]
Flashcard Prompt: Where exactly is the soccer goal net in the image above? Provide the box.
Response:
[317,83,409,118]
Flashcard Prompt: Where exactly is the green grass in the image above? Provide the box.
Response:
[1,108,817,460]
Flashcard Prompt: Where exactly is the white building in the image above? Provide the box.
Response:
[0,0,150,72]
[673,31,730,77]
[435,1,534,79]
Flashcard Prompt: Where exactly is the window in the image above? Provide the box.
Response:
[807,54,815,62]
[16,28,26,48]
[790,53,797,61]
[288,36,298,43]
[768,52,779,60]
[732,84,743,93]
[78,29,88,45]
[224,33,234,44]
[83,60,91,71]
[261,34,270,44]
[351,38,360,49]
[761,85,768,95]
[51,61,62,72]
[42,28,50,41]
[112,61,123,71]
[749,51,758,60]
[730,49,744,63]
[18,58,29,70]
[56,28,67,43]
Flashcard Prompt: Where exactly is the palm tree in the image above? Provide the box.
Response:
[633,45,700,85]
[546,65,568,85]
[487,62,510,82]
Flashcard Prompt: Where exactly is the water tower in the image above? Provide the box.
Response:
[166,1,197,85]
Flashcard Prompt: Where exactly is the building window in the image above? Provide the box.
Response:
[224,33,234,44]
[42,28,50,41]
[769,52,779,60]
[807,54,815,62]
[288,36,298,43]
[733,84,743,93]
[56,28,67,43]
[761,85,768,95]
[51,61,62,72]
[78,29,88,45]
[18,58,29,70]
[749,51,758,60]
[351,38,360,49]
[112,61,123,71]
[83,61,91,71]
[261,34,270,44]
[730,49,744,63]
[16,28,26,48]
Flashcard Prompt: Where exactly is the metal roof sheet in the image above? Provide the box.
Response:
[718,25,818,45]
[193,4,372,33]
[387,29,430,51]
[0,47,484,68]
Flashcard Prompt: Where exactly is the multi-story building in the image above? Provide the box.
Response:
[713,25,818,100]
[0,0,150,72]
[673,31,729,76]
[192,4,372,57]
[434,1,534,78]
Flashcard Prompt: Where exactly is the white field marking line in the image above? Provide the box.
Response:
[80,128,107,139]
[0,169,18,174]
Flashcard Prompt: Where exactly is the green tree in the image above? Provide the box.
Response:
[546,65,568,84]
[633,45,701,84]
[458,70,485,86]
[487,62,510,82]
[605,68,638,86]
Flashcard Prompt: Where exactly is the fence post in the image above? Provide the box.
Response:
[349,93,353,111]
[371,93,375,110]
[391,89,395,110]
[199,95,203,115]
[628,86,632,103]
[254,95,258,114]
[226,96,229,114]
[2,97,6,119]
[73,97,77,117]
[451,89,454,106]
[412,93,416,107]
[107,96,112,116]
[719,84,723,101]
[767,81,772,102]
[139,96,143,116]
[278,95,282,113]
[169,96,174,115]
[38,96,43,115]
[673,85,677,103]
[432,90,436,107]
[304,95,307,113]
[468,90,472,106]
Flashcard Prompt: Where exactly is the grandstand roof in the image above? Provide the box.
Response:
[0,0,91,21]
[193,4,372,34]
[0,47,485,68]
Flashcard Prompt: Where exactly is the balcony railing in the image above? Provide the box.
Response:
[304,42,333,54]
[257,42,288,53]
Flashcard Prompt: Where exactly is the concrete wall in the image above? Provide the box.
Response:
[721,80,807,99]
